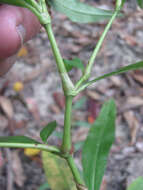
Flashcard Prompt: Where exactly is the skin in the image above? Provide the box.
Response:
[0,5,41,76]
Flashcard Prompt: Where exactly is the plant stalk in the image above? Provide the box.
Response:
[44,23,75,94]
[67,155,85,187]
[0,143,60,154]
[61,96,73,153]
[75,9,119,90]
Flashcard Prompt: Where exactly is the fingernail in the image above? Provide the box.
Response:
[16,24,26,46]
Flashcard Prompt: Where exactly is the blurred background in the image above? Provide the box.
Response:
[0,0,143,189]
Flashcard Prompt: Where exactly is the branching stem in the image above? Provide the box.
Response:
[75,9,120,90]
[44,23,75,95]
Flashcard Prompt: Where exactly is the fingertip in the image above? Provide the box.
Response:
[0,5,41,59]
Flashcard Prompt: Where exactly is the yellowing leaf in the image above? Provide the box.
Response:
[42,151,77,190]
[13,82,24,92]
[17,46,28,57]
[24,148,41,157]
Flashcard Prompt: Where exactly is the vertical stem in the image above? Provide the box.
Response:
[44,24,67,74]
[62,96,73,153]
[44,24,74,93]
[86,10,119,73]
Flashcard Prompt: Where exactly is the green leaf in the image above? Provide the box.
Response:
[81,61,143,90]
[38,182,49,190]
[42,151,77,190]
[40,121,57,143]
[74,141,84,152]
[127,177,143,190]
[0,0,31,8]
[48,0,117,23]
[137,0,143,8]
[82,99,116,190]
[63,58,84,72]
[0,136,40,144]
[121,0,126,7]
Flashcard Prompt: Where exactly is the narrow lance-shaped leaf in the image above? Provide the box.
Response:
[38,182,49,190]
[79,61,143,91]
[0,0,31,8]
[137,0,143,8]
[127,177,143,190]
[40,121,57,143]
[82,99,116,190]
[42,151,77,190]
[48,0,118,23]
[0,136,40,144]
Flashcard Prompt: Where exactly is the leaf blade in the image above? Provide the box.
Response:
[64,58,84,72]
[40,121,57,143]
[42,151,77,190]
[0,136,40,144]
[127,177,143,190]
[137,0,143,8]
[82,99,116,190]
[0,0,30,8]
[81,61,143,90]
[48,0,117,23]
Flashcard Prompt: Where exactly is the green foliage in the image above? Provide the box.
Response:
[0,1,141,190]
[0,0,30,8]
[47,0,116,23]
[0,136,40,144]
[137,0,143,8]
[40,121,57,143]
[89,61,143,84]
[38,182,49,190]
[82,99,116,190]
[63,58,84,72]
[42,151,77,190]
[79,61,143,91]
[127,177,143,190]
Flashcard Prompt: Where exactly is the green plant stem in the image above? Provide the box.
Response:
[67,155,85,186]
[75,9,119,90]
[44,23,74,94]
[29,0,41,11]
[61,96,73,153]
[0,143,60,154]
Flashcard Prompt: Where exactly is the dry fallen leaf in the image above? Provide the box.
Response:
[87,90,101,100]
[127,96,143,107]
[25,97,40,123]
[123,111,139,145]
[87,98,100,123]
[72,128,89,143]
[0,114,8,130]
[0,96,14,118]
[53,92,65,110]
[12,151,26,187]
